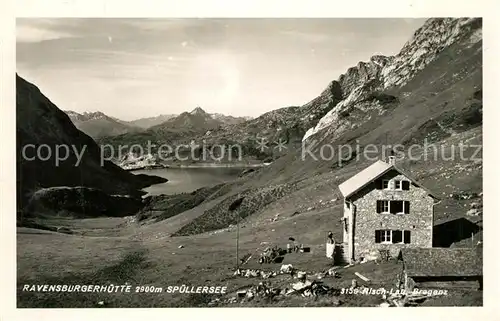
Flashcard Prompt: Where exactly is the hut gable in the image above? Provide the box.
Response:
[339,160,439,200]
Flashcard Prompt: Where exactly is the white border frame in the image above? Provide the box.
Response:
[2,1,499,321]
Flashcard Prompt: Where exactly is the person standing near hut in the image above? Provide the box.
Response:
[326,231,336,264]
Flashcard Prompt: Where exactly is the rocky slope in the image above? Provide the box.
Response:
[16,75,167,218]
[210,113,253,125]
[151,107,223,132]
[25,186,144,218]
[64,110,141,139]
[303,18,482,141]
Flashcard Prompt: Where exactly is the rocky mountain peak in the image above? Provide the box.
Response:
[302,18,482,142]
[190,106,207,115]
[64,110,109,122]
[82,111,108,120]
[381,18,482,89]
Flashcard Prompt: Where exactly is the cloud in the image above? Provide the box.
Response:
[279,30,332,43]
[16,24,74,43]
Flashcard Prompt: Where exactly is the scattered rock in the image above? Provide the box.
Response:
[327,267,339,277]
[208,298,221,306]
[244,269,260,278]
[451,191,479,200]
[56,226,73,234]
[296,271,307,280]
[280,264,294,274]
[470,202,481,209]
[292,280,312,291]
[466,208,481,216]
[239,168,255,177]
[246,291,255,300]
[290,279,336,297]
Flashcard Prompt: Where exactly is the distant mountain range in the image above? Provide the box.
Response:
[64,110,141,139]
[123,114,177,129]
[64,107,252,139]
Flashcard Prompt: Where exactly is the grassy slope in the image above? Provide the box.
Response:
[17,127,482,307]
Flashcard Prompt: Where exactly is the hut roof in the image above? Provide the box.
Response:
[338,160,439,200]
[401,247,482,278]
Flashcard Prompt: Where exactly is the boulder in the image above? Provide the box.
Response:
[25,186,144,218]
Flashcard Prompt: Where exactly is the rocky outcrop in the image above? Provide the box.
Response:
[381,18,482,89]
[118,152,167,171]
[303,18,482,141]
[172,183,295,236]
[64,110,141,138]
[24,186,144,218]
[210,112,252,125]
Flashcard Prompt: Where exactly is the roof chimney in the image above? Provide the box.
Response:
[388,156,396,165]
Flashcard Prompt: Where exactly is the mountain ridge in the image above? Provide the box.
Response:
[65,107,252,140]
[64,110,141,139]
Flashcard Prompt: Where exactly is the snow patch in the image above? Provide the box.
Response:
[468,28,482,45]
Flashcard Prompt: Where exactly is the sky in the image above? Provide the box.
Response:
[16,18,426,121]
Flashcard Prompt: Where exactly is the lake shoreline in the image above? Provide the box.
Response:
[126,162,271,172]
[132,166,246,196]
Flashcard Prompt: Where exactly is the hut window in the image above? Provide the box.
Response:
[376,200,390,213]
[404,230,411,244]
[375,229,392,244]
[381,179,410,190]
[375,230,411,244]
[393,230,403,243]
[377,200,410,214]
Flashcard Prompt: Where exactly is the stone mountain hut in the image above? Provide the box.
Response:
[338,157,440,264]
